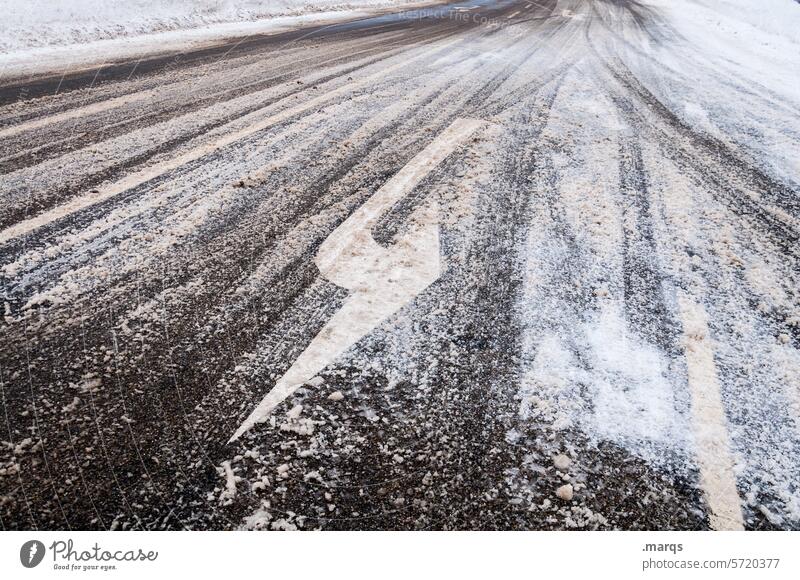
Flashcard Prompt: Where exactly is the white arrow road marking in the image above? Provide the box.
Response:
[229,117,485,442]
[677,293,745,530]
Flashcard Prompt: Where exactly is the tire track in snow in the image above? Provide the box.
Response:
[0,37,467,246]
[0,27,451,174]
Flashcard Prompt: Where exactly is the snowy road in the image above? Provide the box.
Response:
[1,0,799,530]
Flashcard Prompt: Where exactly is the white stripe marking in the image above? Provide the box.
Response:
[0,89,161,141]
[678,293,745,530]
[229,117,485,442]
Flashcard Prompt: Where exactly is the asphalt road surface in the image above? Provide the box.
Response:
[1,0,799,530]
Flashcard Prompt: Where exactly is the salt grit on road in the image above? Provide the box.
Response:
[0,0,798,531]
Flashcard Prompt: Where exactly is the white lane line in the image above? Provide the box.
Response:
[0,39,456,246]
[229,117,486,442]
[507,11,521,19]
[678,293,745,530]
[0,88,161,141]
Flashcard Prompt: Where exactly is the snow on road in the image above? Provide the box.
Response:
[0,0,798,530]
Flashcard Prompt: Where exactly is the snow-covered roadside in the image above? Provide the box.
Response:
[647,0,800,102]
[0,1,439,79]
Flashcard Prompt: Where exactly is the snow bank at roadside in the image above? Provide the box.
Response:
[0,1,420,53]
[648,0,800,103]
[690,0,800,44]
